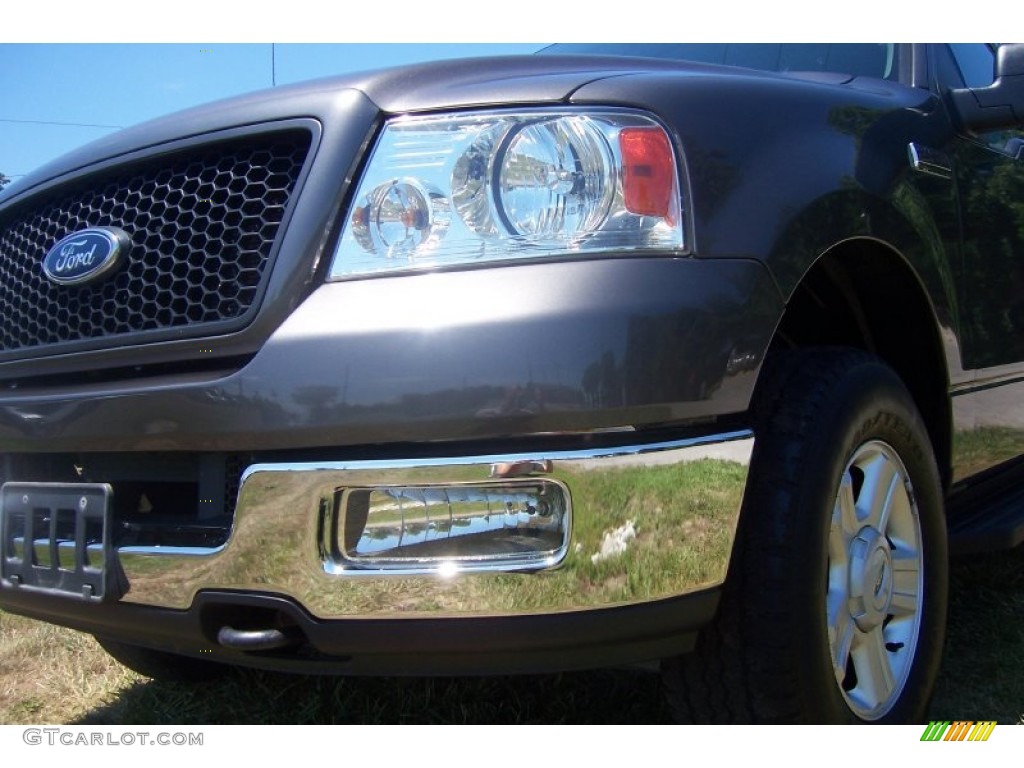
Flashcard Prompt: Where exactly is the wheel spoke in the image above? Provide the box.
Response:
[829,606,856,683]
[834,474,859,543]
[858,453,899,532]
[890,550,921,616]
[889,590,918,616]
[854,625,896,707]
[885,483,916,548]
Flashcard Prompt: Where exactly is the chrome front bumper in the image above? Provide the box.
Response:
[114,431,753,619]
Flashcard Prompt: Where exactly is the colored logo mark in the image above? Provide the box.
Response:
[920,721,997,742]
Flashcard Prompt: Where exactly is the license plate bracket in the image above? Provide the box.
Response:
[1,482,120,602]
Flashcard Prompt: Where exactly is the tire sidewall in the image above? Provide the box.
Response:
[792,361,948,724]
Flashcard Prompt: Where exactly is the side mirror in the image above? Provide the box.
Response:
[950,44,1024,133]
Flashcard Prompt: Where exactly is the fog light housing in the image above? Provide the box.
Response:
[328,480,570,573]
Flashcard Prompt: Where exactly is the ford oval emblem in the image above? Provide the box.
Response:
[42,227,131,287]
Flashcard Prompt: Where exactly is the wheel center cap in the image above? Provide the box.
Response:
[848,527,894,630]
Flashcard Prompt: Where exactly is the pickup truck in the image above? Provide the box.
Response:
[1,43,1022,724]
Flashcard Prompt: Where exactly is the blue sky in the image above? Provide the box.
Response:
[0,44,539,185]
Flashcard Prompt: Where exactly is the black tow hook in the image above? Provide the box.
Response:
[217,625,299,652]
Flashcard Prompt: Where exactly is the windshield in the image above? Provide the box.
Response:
[541,43,898,81]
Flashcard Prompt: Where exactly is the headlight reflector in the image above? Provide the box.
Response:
[330,109,683,279]
[350,178,450,257]
[496,117,615,241]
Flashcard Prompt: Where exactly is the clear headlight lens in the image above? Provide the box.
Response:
[496,117,615,240]
[330,109,684,279]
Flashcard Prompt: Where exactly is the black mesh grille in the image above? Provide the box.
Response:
[0,130,311,354]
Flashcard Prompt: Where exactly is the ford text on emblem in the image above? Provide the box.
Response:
[42,227,131,286]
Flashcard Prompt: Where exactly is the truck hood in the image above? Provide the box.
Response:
[1,54,830,202]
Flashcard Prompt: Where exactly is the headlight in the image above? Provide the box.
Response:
[329,109,684,279]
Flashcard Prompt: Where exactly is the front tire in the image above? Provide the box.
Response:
[663,348,948,723]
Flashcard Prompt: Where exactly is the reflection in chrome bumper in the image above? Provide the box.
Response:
[118,431,753,619]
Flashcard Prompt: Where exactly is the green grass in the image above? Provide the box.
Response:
[1,545,1021,725]
[929,548,1024,724]
[952,426,1024,481]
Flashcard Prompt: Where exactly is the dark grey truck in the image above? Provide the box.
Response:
[1,43,1023,723]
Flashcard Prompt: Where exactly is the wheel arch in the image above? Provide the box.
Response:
[765,237,954,491]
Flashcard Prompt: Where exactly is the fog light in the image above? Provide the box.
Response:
[331,480,569,572]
